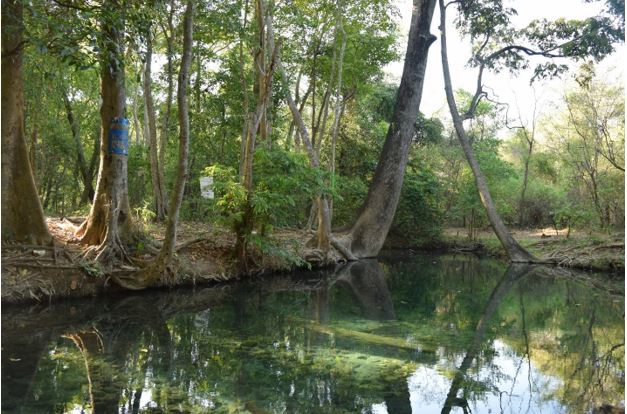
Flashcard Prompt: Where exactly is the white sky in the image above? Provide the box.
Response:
[383,0,625,132]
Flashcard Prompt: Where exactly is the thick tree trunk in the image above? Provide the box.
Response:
[62,88,95,203]
[144,31,168,221]
[339,0,437,258]
[438,0,534,262]
[76,0,133,264]
[1,0,51,244]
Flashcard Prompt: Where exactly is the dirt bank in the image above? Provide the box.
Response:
[435,227,625,273]
[2,220,623,305]
[2,218,342,305]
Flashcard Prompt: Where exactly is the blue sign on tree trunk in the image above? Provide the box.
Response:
[108,117,129,156]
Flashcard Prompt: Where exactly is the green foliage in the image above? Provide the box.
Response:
[203,148,330,234]
[391,167,444,246]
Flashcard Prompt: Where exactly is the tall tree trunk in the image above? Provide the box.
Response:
[159,0,194,268]
[519,138,533,227]
[159,0,175,176]
[235,0,280,266]
[76,0,133,265]
[238,0,250,177]
[1,0,51,244]
[62,88,96,203]
[115,0,194,291]
[132,79,142,145]
[438,0,534,262]
[279,62,332,253]
[144,30,168,221]
[337,0,437,258]
[328,3,347,221]
[29,118,38,179]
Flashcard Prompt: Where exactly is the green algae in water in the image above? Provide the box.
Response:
[1,254,624,413]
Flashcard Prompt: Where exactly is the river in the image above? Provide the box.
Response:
[2,252,624,413]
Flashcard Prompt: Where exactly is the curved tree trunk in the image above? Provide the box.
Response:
[340,0,437,258]
[144,31,168,221]
[438,0,534,263]
[1,0,51,245]
[76,0,133,264]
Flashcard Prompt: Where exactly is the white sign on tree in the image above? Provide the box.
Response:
[200,176,214,199]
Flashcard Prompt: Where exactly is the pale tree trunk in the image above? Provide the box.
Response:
[517,95,537,227]
[76,0,134,265]
[62,87,95,204]
[236,0,280,266]
[1,0,51,244]
[519,133,534,227]
[279,61,332,253]
[438,0,534,262]
[238,0,250,177]
[144,30,168,221]
[132,79,142,145]
[159,0,194,268]
[159,0,175,176]
[116,0,195,290]
[338,0,437,258]
[328,2,347,221]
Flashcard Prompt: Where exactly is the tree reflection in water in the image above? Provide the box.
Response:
[1,254,623,413]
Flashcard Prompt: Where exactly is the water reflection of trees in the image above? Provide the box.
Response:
[434,263,624,414]
[1,255,623,413]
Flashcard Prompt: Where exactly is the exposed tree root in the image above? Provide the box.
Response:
[331,236,357,261]
[111,255,190,291]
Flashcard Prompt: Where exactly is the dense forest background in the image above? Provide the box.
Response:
[12,0,625,251]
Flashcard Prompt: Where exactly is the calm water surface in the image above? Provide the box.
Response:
[2,253,624,413]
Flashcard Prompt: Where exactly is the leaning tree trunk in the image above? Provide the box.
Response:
[338,0,437,258]
[76,0,133,265]
[438,0,534,262]
[144,30,168,221]
[1,0,51,245]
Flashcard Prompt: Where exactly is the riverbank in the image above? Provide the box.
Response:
[2,219,623,305]
[433,227,625,272]
[1,218,344,305]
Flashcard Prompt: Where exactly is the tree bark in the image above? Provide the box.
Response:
[329,4,347,221]
[159,0,176,174]
[76,0,133,264]
[519,134,533,227]
[438,0,534,262]
[235,0,280,266]
[1,0,51,244]
[159,0,194,267]
[339,0,437,258]
[279,61,332,252]
[144,30,168,221]
[62,87,95,204]
[116,0,195,292]
[238,0,250,177]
